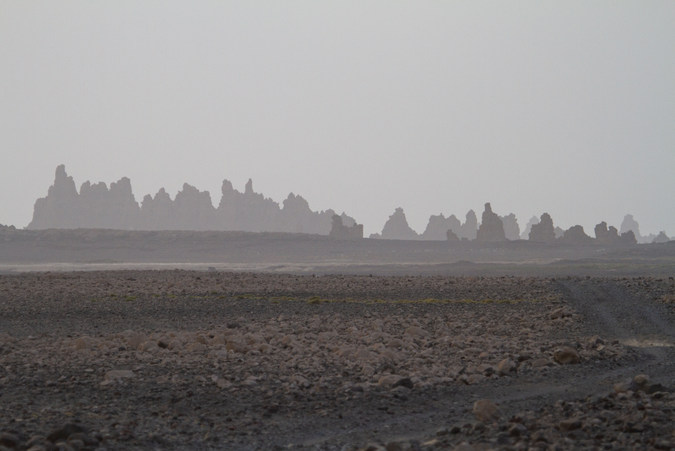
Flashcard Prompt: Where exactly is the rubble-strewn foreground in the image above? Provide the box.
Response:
[0,272,673,450]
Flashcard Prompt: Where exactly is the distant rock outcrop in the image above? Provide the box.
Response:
[28,165,357,235]
[559,225,594,245]
[446,229,459,241]
[329,215,363,240]
[619,230,637,245]
[620,214,641,240]
[421,214,462,241]
[459,210,478,241]
[529,213,556,243]
[594,221,637,245]
[29,165,80,229]
[500,213,520,241]
[521,216,539,240]
[652,231,670,243]
[594,221,619,244]
[379,208,419,240]
[476,203,506,242]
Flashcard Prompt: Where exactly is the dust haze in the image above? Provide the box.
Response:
[1,3,674,451]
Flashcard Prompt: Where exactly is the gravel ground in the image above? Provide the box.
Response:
[0,271,673,450]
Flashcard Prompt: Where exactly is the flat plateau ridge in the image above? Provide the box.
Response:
[1,228,674,276]
[0,271,674,450]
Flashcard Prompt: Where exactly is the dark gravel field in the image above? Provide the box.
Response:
[0,271,673,450]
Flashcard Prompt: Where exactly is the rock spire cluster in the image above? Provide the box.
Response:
[28,165,358,235]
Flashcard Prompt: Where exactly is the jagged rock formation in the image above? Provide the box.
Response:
[594,221,619,244]
[620,214,641,238]
[329,215,363,240]
[595,221,637,245]
[446,229,459,241]
[500,213,520,240]
[421,214,462,241]
[379,208,419,240]
[619,230,637,244]
[459,210,478,241]
[653,231,670,243]
[29,165,80,229]
[476,203,506,242]
[521,216,539,240]
[529,213,556,243]
[554,226,565,239]
[28,165,356,235]
[559,225,594,245]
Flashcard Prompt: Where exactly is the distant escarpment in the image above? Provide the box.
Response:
[28,165,361,236]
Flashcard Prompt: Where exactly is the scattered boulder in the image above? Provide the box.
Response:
[101,369,135,386]
[473,399,499,422]
[553,346,580,364]
[496,358,516,375]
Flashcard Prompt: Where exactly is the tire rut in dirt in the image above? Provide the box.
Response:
[555,278,675,343]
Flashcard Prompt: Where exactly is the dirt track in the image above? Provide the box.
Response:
[0,272,673,450]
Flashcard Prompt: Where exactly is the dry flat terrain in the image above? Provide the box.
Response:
[0,272,674,450]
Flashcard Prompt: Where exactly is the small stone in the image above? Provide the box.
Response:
[633,374,650,389]
[0,432,20,448]
[530,357,551,368]
[508,423,527,437]
[392,377,414,390]
[72,337,91,350]
[101,369,135,386]
[404,326,429,338]
[47,424,85,443]
[496,358,516,375]
[559,417,582,431]
[473,399,499,422]
[553,346,580,364]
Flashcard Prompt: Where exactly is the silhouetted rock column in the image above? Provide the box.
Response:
[329,214,363,239]
[529,213,556,243]
[476,203,506,242]
[459,210,478,240]
[421,214,461,241]
[521,216,539,240]
[594,221,620,244]
[500,213,520,240]
[380,207,419,240]
[28,165,81,229]
[620,214,641,237]
[560,225,594,245]
[652,231,670,243]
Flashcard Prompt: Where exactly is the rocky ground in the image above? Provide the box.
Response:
[0,271,673,450]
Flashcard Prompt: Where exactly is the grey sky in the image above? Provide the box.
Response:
[1,1,674,236]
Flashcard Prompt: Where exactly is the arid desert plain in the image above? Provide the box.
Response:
[1,268,674,450]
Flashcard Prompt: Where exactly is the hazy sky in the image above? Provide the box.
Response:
[1,1,674,236]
